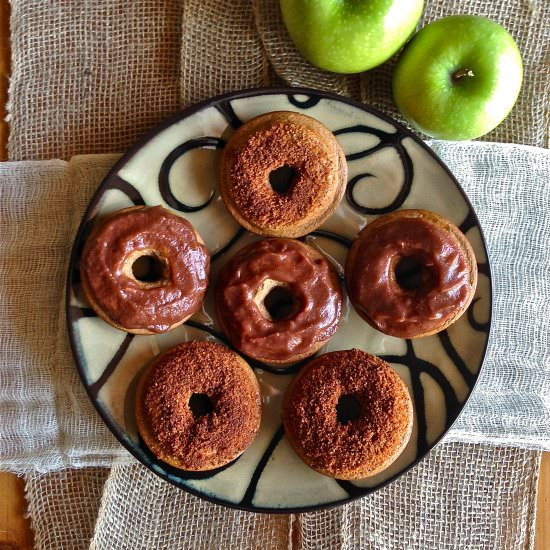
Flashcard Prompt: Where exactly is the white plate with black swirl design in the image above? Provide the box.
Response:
[67,88,492,512]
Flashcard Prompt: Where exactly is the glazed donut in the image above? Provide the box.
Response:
[80,205,210,334]
[215,238,343,366]
[135,341,262,471]
[283,349,413,480]
[219,111,347,238]
[346,209,477,338]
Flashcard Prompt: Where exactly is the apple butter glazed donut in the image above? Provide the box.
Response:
[136,341,262,471]
[283,349,413,479]
[80,205,210,334]
[219,111,347,238]
[345,209,477,338]
[215,238,343,366]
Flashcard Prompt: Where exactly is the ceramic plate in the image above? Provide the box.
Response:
[67,88,492,512]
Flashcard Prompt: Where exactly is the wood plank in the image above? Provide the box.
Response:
[0,0,8,160]
[0,473,33,549]
[536,453,550,550]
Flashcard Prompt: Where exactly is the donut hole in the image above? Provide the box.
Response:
[394,256,425,291]
[188,393,214,418]
[269,165,296,194]
[336,394,362,424]
[131,254,165,283]
[263,286,300,321]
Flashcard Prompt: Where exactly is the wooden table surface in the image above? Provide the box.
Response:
[0,3,547,549]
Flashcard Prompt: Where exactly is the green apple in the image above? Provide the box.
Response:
[392,15,523,140]
[280,0,424,74]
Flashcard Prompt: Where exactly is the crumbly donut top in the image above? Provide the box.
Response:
[347,213,474,338]
[141,342,261,470]
[284,349,412,478]
[81,206,210,332]
[225,121,339,229]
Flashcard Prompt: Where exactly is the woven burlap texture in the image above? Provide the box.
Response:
[7,1,182,160]
[25,468,110,550]
[85,444,539,550]
[7,0,549,160]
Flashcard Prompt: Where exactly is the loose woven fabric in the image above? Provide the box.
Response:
[0,144,547,548]
[0,157,130,472]
[428,142,550,448]
[83,444,539,550]
[1,146,548,474]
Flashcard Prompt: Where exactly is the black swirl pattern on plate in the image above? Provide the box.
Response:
[141,441,244,481]
[89,333,135,397]
[334,126,414,215]
[158,137,225,213]
[239,426,285,507]
[467,298,491,333]
[216,100,243,129]
[288,94,321,109]
[211,227,246,262]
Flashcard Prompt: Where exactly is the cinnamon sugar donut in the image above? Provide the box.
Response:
[219,111,347,238]
[80,205,210,334]
[135,341,262,471]
[283,349,413,480]
[346,209,477,338]
[215,238,343,366]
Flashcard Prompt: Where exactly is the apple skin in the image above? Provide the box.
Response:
[280,0,424,74]
[392,15,523,140]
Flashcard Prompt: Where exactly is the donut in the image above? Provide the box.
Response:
[135,341,262,471]
[215,238,343,366]
[345,209,477,338]
[219,111,347,238]
[283,349,413,480]
[80,205,210,334]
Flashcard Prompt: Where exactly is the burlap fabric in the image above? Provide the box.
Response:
[2,0,549,548]
[7,1,182,160]
[25,468,110,550]
[9,0,550,160]
[8,0,549,159]
[87,445,539,550]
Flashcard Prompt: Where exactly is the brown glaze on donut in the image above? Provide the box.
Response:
[135,341,262,471]
[346,209,477,338]
[81,206,210,334]
[215,238,343,365]
[283,349,413,480]
[219,111,347,238]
